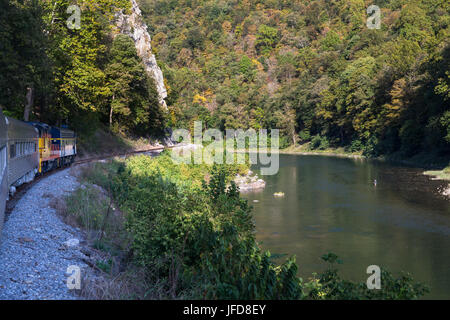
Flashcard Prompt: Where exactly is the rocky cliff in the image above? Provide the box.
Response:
[116,0,167,109]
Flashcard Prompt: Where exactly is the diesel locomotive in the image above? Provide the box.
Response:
[0,110,77,234]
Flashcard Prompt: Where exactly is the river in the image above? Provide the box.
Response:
[243,154,450,299]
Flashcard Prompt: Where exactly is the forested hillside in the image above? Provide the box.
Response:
[139,0,449,159]
[0,0,165,137]
[1,0,448,160]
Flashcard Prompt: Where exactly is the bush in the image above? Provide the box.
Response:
[362,136,380,157]
[278,135,291,149]
[298,130,311,142]
[349,139,363,152]
[311,135,329,150]
[305,253,429,300]
[111,162,303,299]
[85,155,430,300]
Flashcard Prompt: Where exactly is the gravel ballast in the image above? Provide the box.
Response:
[0,169,86,300]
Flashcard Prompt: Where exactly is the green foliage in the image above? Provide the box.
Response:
[88,155,429,300]
[310,135,329,150]
[0,0,51,119]
[239,55,256,82]
[320,30,342,51]
[96,259,113,274]
[138,0,449,159]
[255,25,279,55]
[0,0,165,138]
[348,139,363,152]
[105,156,303,299]
[65,185,110,231]
[305,253,429,300]
[106,34,164,135]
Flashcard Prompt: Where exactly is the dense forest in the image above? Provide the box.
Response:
[0,0,445,300]
[0,0,448,160]
[0,0,165,137]
[139,0,449,159]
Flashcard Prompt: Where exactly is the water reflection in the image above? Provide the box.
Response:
[244,154,450,299]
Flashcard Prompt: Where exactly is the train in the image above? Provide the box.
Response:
[0,110,77,235]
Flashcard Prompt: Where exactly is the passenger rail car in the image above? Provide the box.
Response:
[6,117,39,195]
[0,111,77,236]
[0,115,7,234]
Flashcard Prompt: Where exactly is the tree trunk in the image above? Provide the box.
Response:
[109,95,114,127]
[24,86,34,121]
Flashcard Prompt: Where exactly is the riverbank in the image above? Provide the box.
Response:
[423,167,450,198]
[280,144,363,159]
[280,143,449,170]
[281,144,449,199]
[423,167,450,181]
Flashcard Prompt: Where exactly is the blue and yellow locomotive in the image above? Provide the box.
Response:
[0,111,77,234]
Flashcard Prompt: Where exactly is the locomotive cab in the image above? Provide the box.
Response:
[50,126,77,167]
[27,122,54,173]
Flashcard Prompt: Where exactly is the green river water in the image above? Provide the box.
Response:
[243,154,450,299]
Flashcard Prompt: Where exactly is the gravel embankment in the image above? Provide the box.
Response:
[0,169,86,300]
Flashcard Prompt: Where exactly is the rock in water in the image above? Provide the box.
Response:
[116,0,168,109]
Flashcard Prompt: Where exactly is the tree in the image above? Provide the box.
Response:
[106,34,163,135]
[255,25,279,55]
[0,0,51,120]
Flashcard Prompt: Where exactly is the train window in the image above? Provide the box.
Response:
[0,146,5,176]
[10,143,15,159]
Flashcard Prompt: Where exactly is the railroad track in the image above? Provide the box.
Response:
[4,145,171,222]
[72,145,170,165]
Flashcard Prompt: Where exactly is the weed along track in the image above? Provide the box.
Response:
[0,145,172,299]
[3,146,169,225]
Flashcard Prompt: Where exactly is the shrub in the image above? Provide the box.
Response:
[349,139,363,152]
[298,130,311,142]
[83,155,430,300]
[109,162,304,298]
[305,253,429,300]
[311,135,329,150]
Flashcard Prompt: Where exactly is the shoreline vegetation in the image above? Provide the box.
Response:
[62,152,429,300]
[423,168,450,181]
[80,134,449,187]
[228,141,449,178]
[281,144,450,185]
